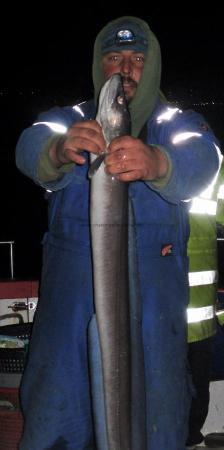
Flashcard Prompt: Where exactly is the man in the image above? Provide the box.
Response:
[186,166,224,449]
[16,16,221,450]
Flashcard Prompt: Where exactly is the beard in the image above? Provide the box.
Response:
[121,76,138,102]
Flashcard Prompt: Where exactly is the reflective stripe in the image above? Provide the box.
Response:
[73,104,85,117]
[189,165,223,214]
[172,131,202,144]
[34,101,86,131]
[218,184,224,199]
[33,122,67,134]
[156,107,181,123]
[194,172,218,199]
[187,305,215,323]
[188,270,218,286]
[189,198,217,215]
[215,144,223,165]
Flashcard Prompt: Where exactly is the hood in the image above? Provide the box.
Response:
[92,16,162,137]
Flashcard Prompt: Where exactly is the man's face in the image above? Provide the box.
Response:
[101,50,145,101]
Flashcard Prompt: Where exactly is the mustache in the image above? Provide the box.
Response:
[121,76,138,88]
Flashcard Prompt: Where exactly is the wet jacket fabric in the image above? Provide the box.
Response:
[16,95,221,450]
[187,165,224,343]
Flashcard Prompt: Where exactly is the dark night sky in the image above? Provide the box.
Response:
[3,6,224,90]
[1,5,224,280]
[3,9,224,92]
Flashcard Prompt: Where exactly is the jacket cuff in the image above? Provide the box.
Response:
[150,146,173,189]
[37,135,75,182]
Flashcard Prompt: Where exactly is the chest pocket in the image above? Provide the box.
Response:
[129,181,188,253]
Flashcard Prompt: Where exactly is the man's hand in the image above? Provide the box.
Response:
[49,120,106,168]
[105,136,168,182]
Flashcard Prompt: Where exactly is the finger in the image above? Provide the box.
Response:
[70,120,103,133]
[108,135,136,153]
[69,120,106,151]
[63,148,86,165]
[65,135,106,155]
[105,158,134,175]
[116,169,143,182]
[106,148,127,164]
[105,154,148,179]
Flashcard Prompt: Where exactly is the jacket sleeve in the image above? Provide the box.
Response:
[146,107,222,204]
[15,104,90,191]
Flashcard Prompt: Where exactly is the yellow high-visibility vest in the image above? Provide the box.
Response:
[187,162,224,343]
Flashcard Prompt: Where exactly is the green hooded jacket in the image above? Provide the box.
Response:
[92,16,162,138]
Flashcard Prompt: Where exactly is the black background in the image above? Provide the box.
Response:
[1,5,224,281]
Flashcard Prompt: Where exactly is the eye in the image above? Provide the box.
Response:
[103,53,123,66]
[131,54,145,65]
[117,95,124,105]
[112,55,122,64]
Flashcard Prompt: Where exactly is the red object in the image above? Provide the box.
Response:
[0,281,38,448]
[161,244,173,256]
[0,387,23,450]
[0,280,39,299]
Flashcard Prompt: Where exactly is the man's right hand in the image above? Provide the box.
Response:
[49,120,106,168]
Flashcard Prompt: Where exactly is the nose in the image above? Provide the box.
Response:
[120,57,131,75]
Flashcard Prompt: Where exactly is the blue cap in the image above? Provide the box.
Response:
[101,20,148,54]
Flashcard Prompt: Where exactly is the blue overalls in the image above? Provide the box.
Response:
[16,99,221,449]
